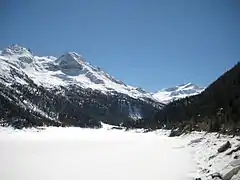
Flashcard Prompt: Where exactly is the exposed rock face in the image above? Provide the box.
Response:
[226,144,240,155]
[230,170,240,180]
[222,160,240,180]
[218,141,231,153]
[223,166,240,180]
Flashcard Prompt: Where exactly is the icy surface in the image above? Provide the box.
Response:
[0,125,239,180]
[0,126,195,180]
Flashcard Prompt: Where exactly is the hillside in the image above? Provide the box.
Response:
[154,63,240,135]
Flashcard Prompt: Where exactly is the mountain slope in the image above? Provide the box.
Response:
[152,83,204,104]
[0,44,163,128]
[0,45,203,104]
[1,44,157,101]
[154,63,240,135]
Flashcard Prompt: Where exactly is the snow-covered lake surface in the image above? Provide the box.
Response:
[1,125,240,180]
[0,126,196,180]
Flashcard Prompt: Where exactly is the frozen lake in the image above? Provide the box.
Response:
[0,127,196,180]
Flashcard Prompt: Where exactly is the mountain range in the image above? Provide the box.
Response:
[0,44,203,128]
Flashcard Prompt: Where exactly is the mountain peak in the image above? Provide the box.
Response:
[66,52,84,59]
[153,83,204,104]
[1,44,33,56]
[54,52,85,71]
[177,83,201,90]
[178,82,194,87]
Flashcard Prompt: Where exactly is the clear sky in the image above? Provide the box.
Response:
[1,0,239,91]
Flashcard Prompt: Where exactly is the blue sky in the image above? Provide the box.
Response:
[1,0,239,91]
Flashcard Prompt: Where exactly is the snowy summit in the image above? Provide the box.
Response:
[0,44,154,101]
[152,83,205,104]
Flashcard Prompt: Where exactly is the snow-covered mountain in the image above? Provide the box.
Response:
[0,44,155,101]
[0,44,204,104]
[152,83,205,104]
[0,44,164,128]
[0,44,205,128]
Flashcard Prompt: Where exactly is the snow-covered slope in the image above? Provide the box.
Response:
[0,44,164,127]
[152,83,205,104]
[0,44,203,105]
[0,44,155,102]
